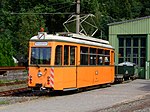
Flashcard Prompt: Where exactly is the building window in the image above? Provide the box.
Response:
[126,48,131,57]
[133,38,139,46]
[141,38,146,47]
[119,38,124,47]
[140,48,145,57]
[126,38,131,47]
[118,35,146,67]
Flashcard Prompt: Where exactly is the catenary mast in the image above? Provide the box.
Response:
[76,0,80,34]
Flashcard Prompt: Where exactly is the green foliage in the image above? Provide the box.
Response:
[13,11,45,60]
[0,35,14,66]
[0,0,149,66]
[0,9,15,66]
[0,101,9,105]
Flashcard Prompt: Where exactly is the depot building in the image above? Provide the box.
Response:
[108,16,150,79]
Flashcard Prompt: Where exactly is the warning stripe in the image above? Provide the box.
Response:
[50,67,54,88]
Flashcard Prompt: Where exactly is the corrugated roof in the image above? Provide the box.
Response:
[108,16,150,26]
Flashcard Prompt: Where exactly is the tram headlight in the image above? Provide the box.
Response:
[37,71,42,77]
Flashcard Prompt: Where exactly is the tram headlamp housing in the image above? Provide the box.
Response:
[37,71,42,77]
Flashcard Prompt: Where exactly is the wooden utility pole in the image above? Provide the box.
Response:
[76,0,80,34]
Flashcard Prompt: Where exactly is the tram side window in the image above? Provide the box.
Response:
[55,46,62,65]
[70,46,75,65]
[64,45,69,65]
[97,49,103,65]
[80,47,88,65]
[104,50,110,65]
[90,48,96,65]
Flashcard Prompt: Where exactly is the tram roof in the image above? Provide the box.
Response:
[58,32,109,44]
[30,32,113,49]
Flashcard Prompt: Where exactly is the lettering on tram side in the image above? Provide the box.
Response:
[35,42,48,46]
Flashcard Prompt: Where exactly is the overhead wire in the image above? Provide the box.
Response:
[10,12,74,15]
[47,1,75,6]
[52,3,75,13]
[10,1,76,15]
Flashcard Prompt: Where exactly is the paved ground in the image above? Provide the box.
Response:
[97,93,150,112]
[0,79,149,112]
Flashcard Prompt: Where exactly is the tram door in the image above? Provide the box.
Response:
[63,46,77,89]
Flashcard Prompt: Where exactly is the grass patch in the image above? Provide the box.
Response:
[0,80,12,84]
[0,79,21,84]
[0,101,9,105]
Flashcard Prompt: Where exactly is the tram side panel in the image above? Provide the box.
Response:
[77,66,94,88]
[54,67,77,90]
[77,66,114,88]
[77,46,115,88]
[93,66,114,84]
[99,66,114,83]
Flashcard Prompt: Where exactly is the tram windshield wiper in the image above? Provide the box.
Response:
[36,62,40,68]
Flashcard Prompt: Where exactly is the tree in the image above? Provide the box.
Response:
[0,0,150,66]
[0,3,15,66]
[140,0,150,16]
[12,11,46,63]
[0,29,14,66]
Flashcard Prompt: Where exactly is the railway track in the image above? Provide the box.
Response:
[0,81,27,87]
[0,67,32,97]
[0,78,133,97]
[0,66,26,75]
[0,87,30,96]
[0,81,132,96]
[0,66,26,71]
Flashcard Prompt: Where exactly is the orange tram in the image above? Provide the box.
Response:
[28,32,115,91]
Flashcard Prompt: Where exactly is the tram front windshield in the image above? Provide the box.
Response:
[30,47,51,65]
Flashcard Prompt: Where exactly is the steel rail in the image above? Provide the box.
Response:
[0,81,27,87]
[0,87,29,96]
[0,67,26,71]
